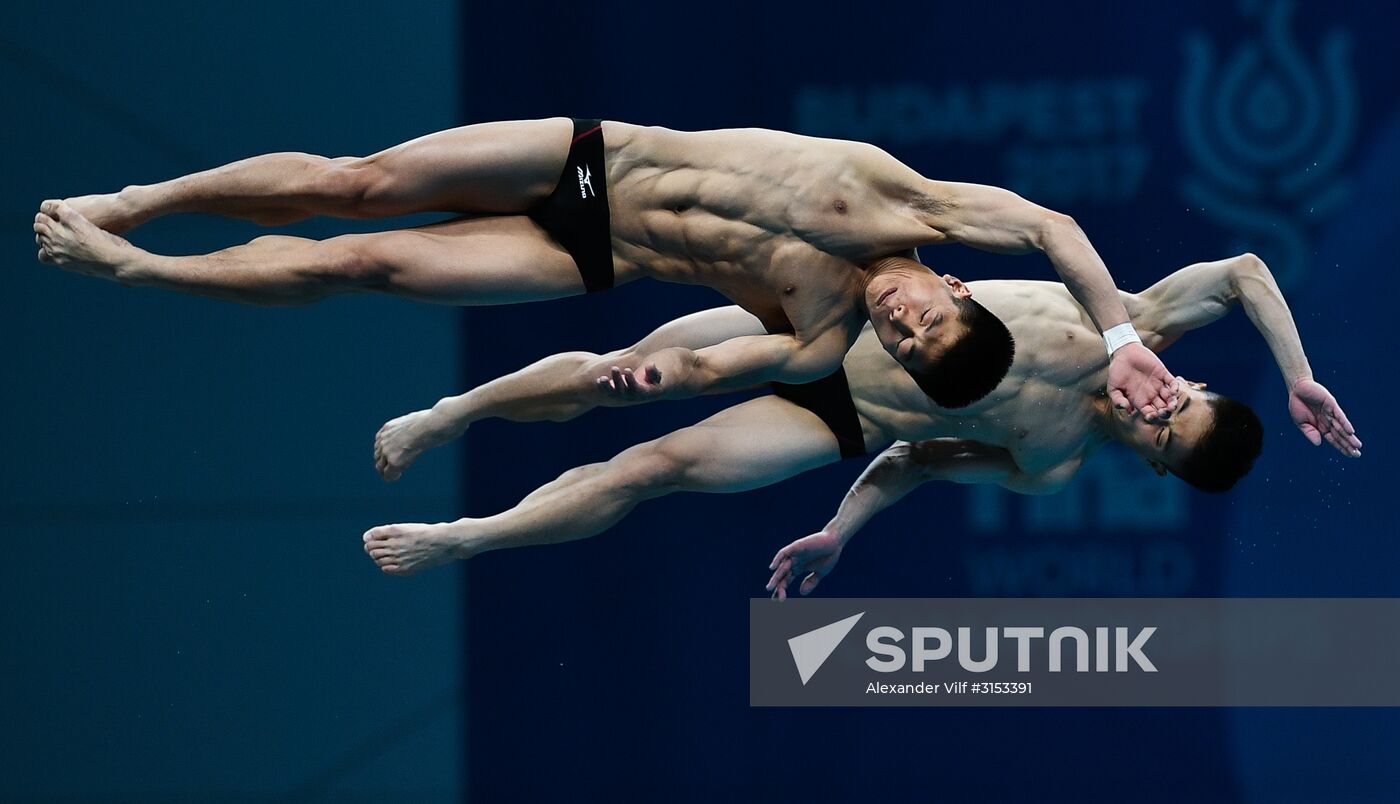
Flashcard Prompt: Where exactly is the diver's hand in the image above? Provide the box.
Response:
[1289,378,1361,457]
[595,347,694,402]
[1107,342,1178,422]
[595,362,665,400]
[766,530,844,600]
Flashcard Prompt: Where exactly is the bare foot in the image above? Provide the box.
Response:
[62,189,147,235]
[362,520,476,576]
[374,408,463,481]
[34,200,136,280]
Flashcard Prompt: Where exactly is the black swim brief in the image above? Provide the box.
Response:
[526,118,615,293]
[770,369,868,460]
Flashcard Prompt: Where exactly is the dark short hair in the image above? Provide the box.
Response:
[907,297,1015,408]
[1168,394,1264,493]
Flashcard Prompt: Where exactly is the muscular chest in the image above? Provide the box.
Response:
[862,377,1098,476]
[786,179,916,260]
[620,151,912,264]
[997,395,1100,475]
[717,243,865,332]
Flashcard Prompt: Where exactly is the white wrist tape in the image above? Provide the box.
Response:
[1103,322,1142,355]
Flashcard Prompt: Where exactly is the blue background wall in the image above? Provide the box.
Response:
[3,3,464,801]
[459,1,1396,802]
[5,1,1397,802]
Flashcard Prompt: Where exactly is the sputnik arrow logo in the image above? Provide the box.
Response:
[787,612,865,685]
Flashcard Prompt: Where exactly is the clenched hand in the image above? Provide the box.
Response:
[1107,342,1178,421]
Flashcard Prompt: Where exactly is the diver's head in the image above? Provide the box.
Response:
[863,256,1015,408]
[1113,378,1264,492]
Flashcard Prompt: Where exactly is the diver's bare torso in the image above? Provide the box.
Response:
[845,279,1122,489]
[600,122,936,335]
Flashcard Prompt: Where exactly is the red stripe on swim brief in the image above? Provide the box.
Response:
[571,124,602,145]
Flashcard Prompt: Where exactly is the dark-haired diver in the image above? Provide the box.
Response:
[35,118,1176,419]
[363,253,1358,577]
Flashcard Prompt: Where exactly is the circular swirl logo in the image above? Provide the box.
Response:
[1179,0,1356,288]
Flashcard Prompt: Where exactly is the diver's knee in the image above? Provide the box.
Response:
[573,348,644,394]
[612,439,692,496]
[314,158,380,208]
[565,351,613,387]
[314,235,393,287]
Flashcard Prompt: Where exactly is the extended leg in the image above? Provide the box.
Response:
[362,396,843,575]
[34,201,583,306]
[58,118,575,233]
[373,305,769,480]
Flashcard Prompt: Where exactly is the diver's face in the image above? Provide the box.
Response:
[1118,380,1214,472]
[865,267,972,373]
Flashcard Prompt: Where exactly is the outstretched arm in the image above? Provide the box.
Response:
[1131,253,1361,456]
[918,180,1177,420]
[765,439,1055,598]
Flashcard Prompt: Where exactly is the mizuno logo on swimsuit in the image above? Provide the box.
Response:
[577,165,595,198]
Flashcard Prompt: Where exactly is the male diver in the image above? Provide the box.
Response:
[360,252,1359,576]
[35,117,1176,419]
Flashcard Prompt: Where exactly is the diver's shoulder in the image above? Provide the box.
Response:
[967,278,1072,296]
[967,279,1081,320]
